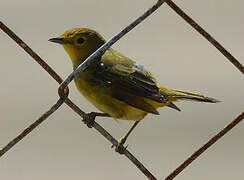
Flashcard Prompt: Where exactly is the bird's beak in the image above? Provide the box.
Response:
[48,37,69,44]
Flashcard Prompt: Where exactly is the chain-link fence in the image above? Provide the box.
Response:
[1,0,243,179]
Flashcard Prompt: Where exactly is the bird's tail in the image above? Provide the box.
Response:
[167,88,220,103]
[158,84,220,103]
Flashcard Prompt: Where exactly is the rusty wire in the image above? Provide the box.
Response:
[0,0,167,179]
[164,1,244,179]
[0,21,70,156]
[0,0,243,179]
[166,0,244,75]
[165,111,244,180]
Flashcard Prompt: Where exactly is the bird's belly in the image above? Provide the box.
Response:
[74,77,147,121]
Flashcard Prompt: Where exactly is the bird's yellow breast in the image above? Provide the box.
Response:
[74,73,147,121]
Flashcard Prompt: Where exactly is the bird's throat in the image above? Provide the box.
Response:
[62,45,86,70]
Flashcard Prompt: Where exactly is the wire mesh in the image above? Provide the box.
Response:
[0,0,243,179]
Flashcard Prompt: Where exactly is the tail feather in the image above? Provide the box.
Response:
[169,88,220,103]
[158,85,220,103]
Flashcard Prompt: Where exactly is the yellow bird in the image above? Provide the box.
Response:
[49,28,219,147]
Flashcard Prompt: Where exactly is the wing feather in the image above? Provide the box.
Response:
[92,49,167,113]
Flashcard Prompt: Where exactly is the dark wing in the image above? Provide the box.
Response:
[92,49,166,114]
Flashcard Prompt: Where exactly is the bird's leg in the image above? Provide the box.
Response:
[114,121,140,154]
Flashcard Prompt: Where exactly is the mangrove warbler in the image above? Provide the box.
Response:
[49,28,219,146]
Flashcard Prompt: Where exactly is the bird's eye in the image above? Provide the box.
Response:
[76,37,84,44]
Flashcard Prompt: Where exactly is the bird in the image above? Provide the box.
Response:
[49,28,219,148]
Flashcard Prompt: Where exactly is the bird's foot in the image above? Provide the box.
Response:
[83,112,96,128]
[111,137,128,155]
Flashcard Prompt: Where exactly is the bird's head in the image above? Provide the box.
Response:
[49,28,106,68]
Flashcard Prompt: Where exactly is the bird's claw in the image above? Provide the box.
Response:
[83,112,96,128]
[111,137,128,155]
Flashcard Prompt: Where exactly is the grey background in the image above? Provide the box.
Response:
[0,0,243,179]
